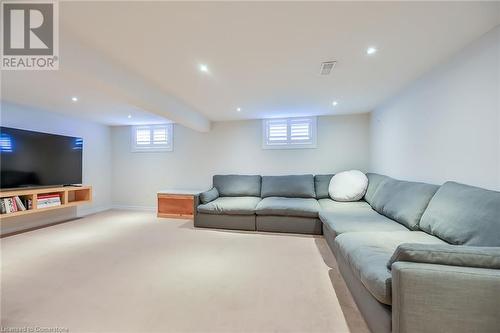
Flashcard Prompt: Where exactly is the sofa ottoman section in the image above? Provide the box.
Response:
[335,244,392,333]
[333,231,447,305]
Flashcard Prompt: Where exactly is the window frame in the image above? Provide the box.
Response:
[262,116,317,150]
[131,124,173,152]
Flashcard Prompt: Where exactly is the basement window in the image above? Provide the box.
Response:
[131,124,173,152]
[262,117,317,149]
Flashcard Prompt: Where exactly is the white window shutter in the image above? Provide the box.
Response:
[263,117,316,149]
[266,119,288,145]
[290,118,312,144]
[135,128,151,145]
[152,127,168,145]
[132,124,173,152]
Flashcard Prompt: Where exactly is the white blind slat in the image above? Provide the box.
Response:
[135,128,151,145]
[267,120,288,144]
[290,118,311,143]
[153,128,168,144]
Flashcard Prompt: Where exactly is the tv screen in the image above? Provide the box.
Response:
[0,127,83,189]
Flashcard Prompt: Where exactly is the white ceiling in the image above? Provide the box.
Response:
[2,1,499,129]
[2,70,171,126]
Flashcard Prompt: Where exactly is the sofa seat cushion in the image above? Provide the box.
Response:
[197,197,261,215]
[256,197,320,218]
[333,231,446,305]
[319,199,408,235]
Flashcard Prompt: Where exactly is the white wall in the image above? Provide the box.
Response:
[0,102,112,234]
[111,114,370,208]
[370,26,500,190]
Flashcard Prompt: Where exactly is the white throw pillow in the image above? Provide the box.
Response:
[329,170,368,202]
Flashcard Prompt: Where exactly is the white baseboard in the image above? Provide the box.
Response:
[77,204,112,217]
[111,205,156,212]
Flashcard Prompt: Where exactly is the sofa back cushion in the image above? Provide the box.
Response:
[370,178,439,230]
[213,175,261,197]
[419,182,500,246]
[364,173,390,206]
[261,175,316,198]
[314,174,334,199]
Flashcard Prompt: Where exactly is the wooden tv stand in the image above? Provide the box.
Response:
[0,186,92,219]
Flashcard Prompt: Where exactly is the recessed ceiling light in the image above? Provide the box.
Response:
[332,101,338,106]
[236,107,241,112]
[366,47,377,55]
[71,96,78,102]
[127,114,132,119]
[199,64,209,73]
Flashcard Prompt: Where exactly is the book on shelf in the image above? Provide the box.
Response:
[0,196,32,214]
[38,202,62,208]
[14,196,27,211]
[24,198,33,210]
[6,198,15,213]
[37,194,62,208]
[37,194,61,199]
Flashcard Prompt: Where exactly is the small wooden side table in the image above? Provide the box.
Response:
[157,189,205,219]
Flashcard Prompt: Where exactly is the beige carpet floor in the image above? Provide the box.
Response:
[1,210,369,333]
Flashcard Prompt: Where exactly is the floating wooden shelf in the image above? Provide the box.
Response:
[0,186,92,219]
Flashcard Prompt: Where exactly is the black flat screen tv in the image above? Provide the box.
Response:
[0,127,83,189]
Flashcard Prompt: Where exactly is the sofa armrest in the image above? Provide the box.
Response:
[193,194,200,217]
[199,187,219,204]
[392,262,500,333]
[388,243,500,270]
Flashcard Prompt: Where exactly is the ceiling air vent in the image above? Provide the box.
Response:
[320,61,337,75]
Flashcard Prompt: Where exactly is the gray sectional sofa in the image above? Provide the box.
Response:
[194,173,500,333]
[196,174,323,234]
